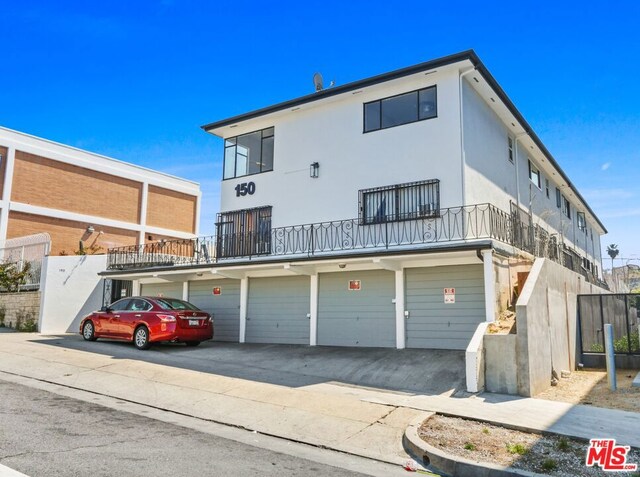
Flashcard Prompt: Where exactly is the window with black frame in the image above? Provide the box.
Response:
[215,206,272,258]
[223,127,274,180]
[364,86,437,133]
[359,179,440,224]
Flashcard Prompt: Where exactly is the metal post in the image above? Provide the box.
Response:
[604,323,617,391]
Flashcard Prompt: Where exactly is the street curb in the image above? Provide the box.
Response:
[402,413,546,477]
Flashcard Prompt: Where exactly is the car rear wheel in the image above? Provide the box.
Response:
[134,326,151,350]
[82,321,97,341]
[185,341,200,347]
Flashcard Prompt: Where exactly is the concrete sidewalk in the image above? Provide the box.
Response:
[0,333,638,467]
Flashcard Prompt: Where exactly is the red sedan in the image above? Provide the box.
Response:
[79,296,213,350]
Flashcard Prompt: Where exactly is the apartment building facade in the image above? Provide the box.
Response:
[0,127,201,256]
[103,50,606,351]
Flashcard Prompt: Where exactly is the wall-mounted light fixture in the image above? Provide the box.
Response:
[86,225,95,233]
[310,162,319,178]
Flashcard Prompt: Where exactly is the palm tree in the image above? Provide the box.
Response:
[607,244,620,271]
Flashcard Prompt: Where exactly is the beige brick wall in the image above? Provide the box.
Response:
[0,145,8,198]
[12,150,142,224]
[7,211,139,255]
[146,185,197,233]
[0,291,40,330]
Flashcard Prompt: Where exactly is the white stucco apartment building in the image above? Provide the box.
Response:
[103,50,606,351]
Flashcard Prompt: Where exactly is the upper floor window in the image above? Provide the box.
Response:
[545,178,550,198]
[507,136,514,163]
[577,212,587,232]
[359,179,440,224]
[223,127,274,180]
[555,188,561,208]
[528,160,541,189]
[562,196,571,219]
[364,86,437,133]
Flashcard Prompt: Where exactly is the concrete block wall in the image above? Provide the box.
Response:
[515,258,608,396]
[0,291,41,329]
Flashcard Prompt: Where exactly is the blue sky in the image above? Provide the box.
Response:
[1,1,639,266]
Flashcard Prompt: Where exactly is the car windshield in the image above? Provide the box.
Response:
[155,298,201,311]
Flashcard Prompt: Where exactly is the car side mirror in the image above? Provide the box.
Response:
[100,306,112,313]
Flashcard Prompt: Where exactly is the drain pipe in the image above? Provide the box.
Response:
[513,132,528,212]
[458,66,476,207]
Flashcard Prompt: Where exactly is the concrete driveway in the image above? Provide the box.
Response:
[35,336,465,395]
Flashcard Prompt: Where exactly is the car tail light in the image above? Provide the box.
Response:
[157,314,176,323]
[208,315,213,323]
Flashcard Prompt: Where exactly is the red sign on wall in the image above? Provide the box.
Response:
[348,280,362,291]
[212,287,221,296]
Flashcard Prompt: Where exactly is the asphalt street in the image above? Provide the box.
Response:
[0,379,408,477]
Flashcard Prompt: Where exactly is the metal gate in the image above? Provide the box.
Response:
[577,294,640,367]
[102,279,133,307]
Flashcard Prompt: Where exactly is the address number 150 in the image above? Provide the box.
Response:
[235,181,256,197]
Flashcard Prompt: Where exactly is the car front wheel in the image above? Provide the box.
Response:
[134,326,151,350]
[82,321,97,341]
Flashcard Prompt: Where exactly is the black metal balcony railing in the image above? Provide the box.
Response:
[106,202,604,287]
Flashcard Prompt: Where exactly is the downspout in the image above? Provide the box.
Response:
[513,132,528,212]
[458,66,476,208]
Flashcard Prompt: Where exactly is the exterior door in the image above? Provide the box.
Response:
[317,270,395,348]
[405,265,485,350]
[216,207,272,258]
[246,276,310,344]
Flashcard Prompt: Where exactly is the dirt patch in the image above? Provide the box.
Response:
[419,414,640,476]
[536,369,640,413]
[487,309,516,334]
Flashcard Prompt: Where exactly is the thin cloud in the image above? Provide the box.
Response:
[601,162,611,171]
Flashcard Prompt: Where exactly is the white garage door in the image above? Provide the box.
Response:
[405,264,485,350]
[318,270,395,348]
[188,279,240,342]
[246,276,310,345]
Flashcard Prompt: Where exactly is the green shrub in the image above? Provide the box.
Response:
[463,442,476,451]
[0,261,31,292]
[590,331,640,353]
[541,458,558,471]
[557,437,570,451]
[482,427,490,435]
[15,310,37,332]
[506,443,527,455]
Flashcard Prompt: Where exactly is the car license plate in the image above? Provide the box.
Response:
[189,319,199,326]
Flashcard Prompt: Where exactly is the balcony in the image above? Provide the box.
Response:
[105,202,603,286]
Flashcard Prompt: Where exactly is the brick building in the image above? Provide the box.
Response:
[0,126,200,255]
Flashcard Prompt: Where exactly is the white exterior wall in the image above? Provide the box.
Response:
[218,69,464,228]
[38,255,107,334]
[461,80,603,272]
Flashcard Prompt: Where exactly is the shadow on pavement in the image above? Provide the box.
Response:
[29,335,465,396]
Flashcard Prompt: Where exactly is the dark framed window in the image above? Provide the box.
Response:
[508,136,514,163]
[556,188,561,208]
[215,206,272,258]
[359,179,440,224]
[562,196,571,219]
[223,127,274,180]
[577,212,586,232]
[364,86,437,133]
[528,160,541,189]
[545,178,550,198]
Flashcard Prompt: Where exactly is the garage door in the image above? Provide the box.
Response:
[140,282,183,299]
[246,276,310,344]
[318,270,395,348]
[405,264,485,350]
[188,279,240,342]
